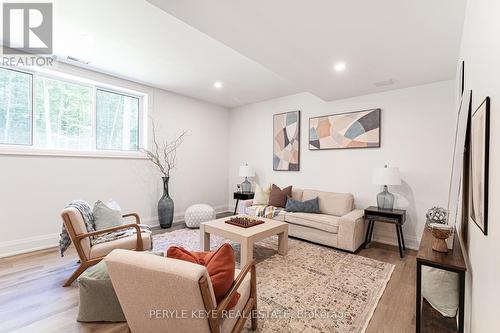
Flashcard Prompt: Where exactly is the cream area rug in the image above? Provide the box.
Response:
[153,229,394,333]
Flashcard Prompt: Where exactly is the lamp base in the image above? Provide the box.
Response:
[377,185,395,210]
[240,177,252,193]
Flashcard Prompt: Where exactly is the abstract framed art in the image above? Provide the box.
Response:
[273,110,300,171]
[309,108,381,150]
[470,96,490,235]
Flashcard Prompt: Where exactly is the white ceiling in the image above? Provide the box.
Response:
[53,0,299,108]
[53,0,466,107]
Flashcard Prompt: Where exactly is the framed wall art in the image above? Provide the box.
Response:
[309,108,381,150]
[273,110,300,171]
[470,96,490,235]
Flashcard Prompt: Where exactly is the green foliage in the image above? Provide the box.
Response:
[0,68,32,145]
[0,68,140,151]
[96,90,139,151]
[35,76,93,149]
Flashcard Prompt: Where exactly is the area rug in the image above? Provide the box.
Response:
[153,229,394,333]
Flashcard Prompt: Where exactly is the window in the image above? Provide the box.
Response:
[0,67,144,155]
[0,69,32,145]
[96,90,139,151]
[35,76,93,150]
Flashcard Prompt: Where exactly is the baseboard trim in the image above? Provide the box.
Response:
[371,231,419,250]
[0,204,232,258]
[0,233,60,258]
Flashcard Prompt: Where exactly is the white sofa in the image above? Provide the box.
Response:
[245,188,366,252]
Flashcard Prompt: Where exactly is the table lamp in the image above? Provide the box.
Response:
[372,165,401,210]
[239,163,254,193]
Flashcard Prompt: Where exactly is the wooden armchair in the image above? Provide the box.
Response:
[199,260,257,333]
[61,207,152,287]
[106,249,258,333]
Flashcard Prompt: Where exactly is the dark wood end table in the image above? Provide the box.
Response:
[416,228,466,333]
[233,192,254,215]
[364,206,407,258]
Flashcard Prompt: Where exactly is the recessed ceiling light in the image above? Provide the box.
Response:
[333,62,346,72]
[213,81,223,89]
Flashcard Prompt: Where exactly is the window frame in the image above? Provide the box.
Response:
[95,87,142,152]
[0,66,147,159]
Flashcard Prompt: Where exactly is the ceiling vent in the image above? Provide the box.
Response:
[67,56,90,65]
[374,79,395,87]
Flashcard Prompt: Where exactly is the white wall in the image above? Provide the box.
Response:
[228,81,456,249]
[0,63,230,257]
[458,0,500,331]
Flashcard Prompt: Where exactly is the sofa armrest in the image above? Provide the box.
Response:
[337,209,366,252]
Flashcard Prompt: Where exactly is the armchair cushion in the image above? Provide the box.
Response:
[106,250,214,333]
[220,268,252,333]
[89,232,152,259]
[60,206,92,258]
[167,244,240,309]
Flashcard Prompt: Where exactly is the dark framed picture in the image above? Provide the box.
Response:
[273,110,300,171]
[309,108,381,150]
[470,97,490,235]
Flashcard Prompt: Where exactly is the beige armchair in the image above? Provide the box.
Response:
[61,207,152,287]
[105,249,257,333]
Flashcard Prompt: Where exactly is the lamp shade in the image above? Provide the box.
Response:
[372,166,401,185]
[239,164,255,178]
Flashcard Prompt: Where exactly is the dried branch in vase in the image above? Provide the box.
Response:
[141,121,188,178]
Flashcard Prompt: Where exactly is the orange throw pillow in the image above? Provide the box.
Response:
[167,243,240,309]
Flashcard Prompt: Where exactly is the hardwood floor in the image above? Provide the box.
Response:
[0,223,418,333]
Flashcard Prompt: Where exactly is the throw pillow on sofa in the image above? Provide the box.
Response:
[285,196,321,214]
[253,184,271,205]
[166,243,240,310]
[268,184,292,208]
[93,200,123,231]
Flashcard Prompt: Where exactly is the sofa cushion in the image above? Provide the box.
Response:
[302,190,354,216]
[285,196,321,214]
[291,188,303,201]
[268,184,292,208]
[285,212,340,234]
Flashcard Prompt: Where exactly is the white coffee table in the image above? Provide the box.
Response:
[200,215,288,267]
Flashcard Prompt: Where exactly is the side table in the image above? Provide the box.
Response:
[233,192,254,215]
[416,228,466,333]
[364,206,407,258]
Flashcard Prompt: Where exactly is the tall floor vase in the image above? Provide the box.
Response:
[158,177,174,228]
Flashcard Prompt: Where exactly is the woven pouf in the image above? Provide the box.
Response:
[184,204,216,228]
